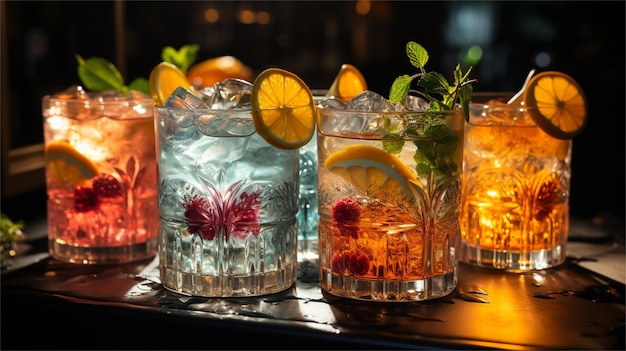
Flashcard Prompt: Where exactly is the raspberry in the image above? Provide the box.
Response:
[332,196,361,224]
[331,250,370,275]
[331,252,351,274]
[74,186,99,212]
[92,174,122,198]
[332,197,361,239]
[349,251,370,276]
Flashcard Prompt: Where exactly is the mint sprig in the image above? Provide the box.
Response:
[389,41,476,121]
[385,41,475,182]
[75,44,199,96]
[161,44,199,74]
[76,55,149,95]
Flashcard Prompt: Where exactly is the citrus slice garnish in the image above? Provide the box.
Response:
[250,68,316,149]
[149,62,192,106]
[45,140,98,186]
[325,145,423,197]
[523,71,587,139]
[326,64,368,102]
[187,56,253,89]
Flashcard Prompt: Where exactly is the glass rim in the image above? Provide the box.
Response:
[42,95,154,107]
[317,106,465,116]
[469,102,538,112]
[156,106,313,113]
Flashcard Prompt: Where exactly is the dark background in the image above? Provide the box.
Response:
[2,0,625,225]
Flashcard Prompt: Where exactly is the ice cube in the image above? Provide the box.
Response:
[165,86,208,109]
[346,90,395,112]
[318,97,347,109]
[196,110,255,137]
[395,95,430,112]
[201,79,253,109]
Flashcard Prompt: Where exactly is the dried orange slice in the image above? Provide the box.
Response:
[187,56,253,89]
[326,64,368,102]
[523,71,587,139]
[45,141,98,187]
[149,62,192,106]
[250,68,315,149]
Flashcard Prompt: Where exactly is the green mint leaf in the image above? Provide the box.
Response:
[388,40,476,180]
[128,77,150,95]
[161,44,199,73]
[453,64,464,87]
[406,41,428,70]
[389,75,412,104]
[382,134,404,154]
[389,41,476,120]
[76,55,127,93]
[418,72,450,97]
[458,84,473,120]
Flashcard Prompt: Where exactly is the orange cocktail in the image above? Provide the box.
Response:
[460,71,587,271]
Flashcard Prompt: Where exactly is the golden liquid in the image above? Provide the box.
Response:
[460,111,572,270]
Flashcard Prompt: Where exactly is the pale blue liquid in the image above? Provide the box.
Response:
[156,107,299,297]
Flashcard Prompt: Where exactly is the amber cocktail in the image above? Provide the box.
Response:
[460,101,572,270]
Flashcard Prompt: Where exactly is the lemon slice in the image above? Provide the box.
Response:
[250,68,316,149]
[326,64,368,102]
[45,140,98,186]
[325,145,422,197]
[187,56,253,89]
[149,62,192,106]
[523,71,587,139]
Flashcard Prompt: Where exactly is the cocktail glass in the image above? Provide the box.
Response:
[460,97,572,270]
[317,91,465,302]
[42,86,158,264]
[156,81,299,297]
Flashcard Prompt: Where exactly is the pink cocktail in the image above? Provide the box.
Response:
[42,86,158,264]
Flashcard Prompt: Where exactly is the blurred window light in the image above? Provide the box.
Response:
[204,8,219,23]
[256,11,271,25]
[534,51,551,67]
[356,0,371,16]
[446,2,494,46]
[238,9,255,24]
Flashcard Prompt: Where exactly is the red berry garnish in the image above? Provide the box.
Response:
[92,173,122,198]
[349,251,370,276]
[332,196,361,224]
[183,197,220,240]
[74,186,99,212]
[183,189,261,241]
[331,251,351,273]
[534,179,562,221]
[331,250,370,275]
[227,191,261,239]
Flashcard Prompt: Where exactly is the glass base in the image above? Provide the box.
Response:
[159,264,297,297]
[460,242,566,271]
[320,268,457,302]
[49,238,157,264]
